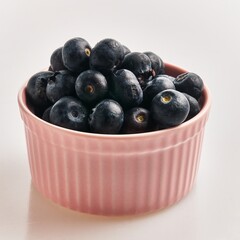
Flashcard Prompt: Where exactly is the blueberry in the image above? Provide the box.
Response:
[144,51,165,76]
[46,70,76,103]
[151,89,190,127]
[26,71,54,109]
[122,44,131,56]
[120,52,153,88]
[42,106,52,122]
[143,75,175,107]
[89,99,124,134]
[62,37,91,73]
[75,70,108,106]
[183,93,201,121]
[121,107,155,134]
[50,47,67,72]
[110,69,143,109]
[157,74,175,82]
[49,96,89,131]
[173,72,204,100]
[89,38,124,74]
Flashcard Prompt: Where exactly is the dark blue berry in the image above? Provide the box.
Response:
[89,99,124,134]
[50,47,67,71]
[121,107,155,134]
[120,52,153,88]
[144,51,165,76]
[42,106,52,122]
[89,38,124,74]
[75,70,108,106]
[62,37,91,73]
[49,96,89,131]
[110,69,143,109]
[157,74,175,82]
[143,75,175,107]
[46,70,76,103]
[122,44,131,56]
[151,89,190,127]
[26,71,54,109]
[173,72,204,100]
[183,93,201,121]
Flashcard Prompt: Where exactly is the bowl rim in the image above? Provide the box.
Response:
[18,63,211,140]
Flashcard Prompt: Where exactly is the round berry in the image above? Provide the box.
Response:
[121,107,155,134]
[50,96,89,131]
[46,70,76,104]
[42,106,52,122]
[183,93,201,121]
[75,70,108,106]
[62,37,91,73]
[120,52,153,88]
[50,47,67,71]
[144,51,165,76]
[89,38,124,74]
[26,71,54,109]
[173,72,204,100]
[151,89,190,127]
[89,99,124,134]
[122,44,131,56]
[143,75,175,107]
[110,69,143,109]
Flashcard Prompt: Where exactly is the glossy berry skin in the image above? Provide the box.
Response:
[62,37,91,73]
[122,44,131,56]
[50,47,67,71]
[151,89,190,127]
[26,71,54,109]
[89,38,124,74]
[183,93,201,121]
[157,74,175,82]
[120,52,153,88]
[121,107,155,134]
[110,69,143,109]
[49,96,89,131]
[46,70,76,104]
[173,72,204,100]
[143,75,175,107]
[75,70,108,106]
[42,106,52,122]
[89,99,124,134]
[144,51,165,76]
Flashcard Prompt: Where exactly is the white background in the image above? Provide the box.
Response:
[1,0,240,239]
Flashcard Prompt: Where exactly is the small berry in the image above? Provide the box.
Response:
[46,70,76,103]
[89,99,124,134]
[75,70,108,106]
[143,75,175,107]
[62,37,91,73]
[151,89,190,127]
[50,96,89,131]
[121,107,155,134]
[110,69,143,109]
[89,38,124,74]
[183,93,201,121]
[144,51,165,75]
[50,47,67,71]
[173,72,204,100]
[120,52,153,88]
[26,71,54,109]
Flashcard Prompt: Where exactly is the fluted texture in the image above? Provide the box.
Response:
[18,63,211,215]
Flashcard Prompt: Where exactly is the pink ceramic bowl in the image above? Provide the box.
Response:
[18,63,211,216]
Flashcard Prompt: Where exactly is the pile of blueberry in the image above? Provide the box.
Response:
[26,37,204,134]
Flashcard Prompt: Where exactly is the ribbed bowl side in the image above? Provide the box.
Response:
[20,106,208,215]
